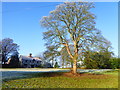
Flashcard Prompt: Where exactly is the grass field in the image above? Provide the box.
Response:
[2,70,118,88]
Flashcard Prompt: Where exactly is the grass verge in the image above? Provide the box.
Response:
[2,70,118,88]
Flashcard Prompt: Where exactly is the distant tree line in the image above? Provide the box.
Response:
[1,38,119,69]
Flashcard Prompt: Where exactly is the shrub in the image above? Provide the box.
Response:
[110,58,120,69]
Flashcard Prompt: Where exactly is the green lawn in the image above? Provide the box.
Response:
[2,70,118,88]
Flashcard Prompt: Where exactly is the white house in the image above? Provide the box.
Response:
[19,54,42,68]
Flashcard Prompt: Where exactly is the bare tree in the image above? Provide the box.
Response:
[0,38,19,64]
[41,2,111,74]
[43,45,60,67]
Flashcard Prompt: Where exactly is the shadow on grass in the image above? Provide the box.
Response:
[2,71,86,82]
[3,69,117,82]
[2,70,69,82]
[2,72,104,82]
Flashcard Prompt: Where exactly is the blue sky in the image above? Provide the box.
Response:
[2,2,118,57]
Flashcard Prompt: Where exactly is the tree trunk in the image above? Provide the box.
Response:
[73,58,77,74]
[72,42,78,74]
[62,58,64,68]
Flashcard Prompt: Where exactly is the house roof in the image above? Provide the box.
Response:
[20,55,42,61]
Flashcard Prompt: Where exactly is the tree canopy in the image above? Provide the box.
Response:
[0,38,19,64]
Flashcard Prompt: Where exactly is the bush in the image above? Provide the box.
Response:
[2,64,10,68]
[77,63,81,68]
[83,51,112,69]
[9,53,20,68]
[37,64,44,68]
[54,62,59,68]
[110,58,120,69]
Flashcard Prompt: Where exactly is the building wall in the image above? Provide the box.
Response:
[19,55,42,68]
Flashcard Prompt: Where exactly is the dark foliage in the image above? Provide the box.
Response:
[83,51,112,69]
[54,62,59,68]
[9,52,20,68]
[0,38,19,64]
[110,58,120,69]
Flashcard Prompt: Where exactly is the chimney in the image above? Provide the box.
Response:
[29,53,32,58]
